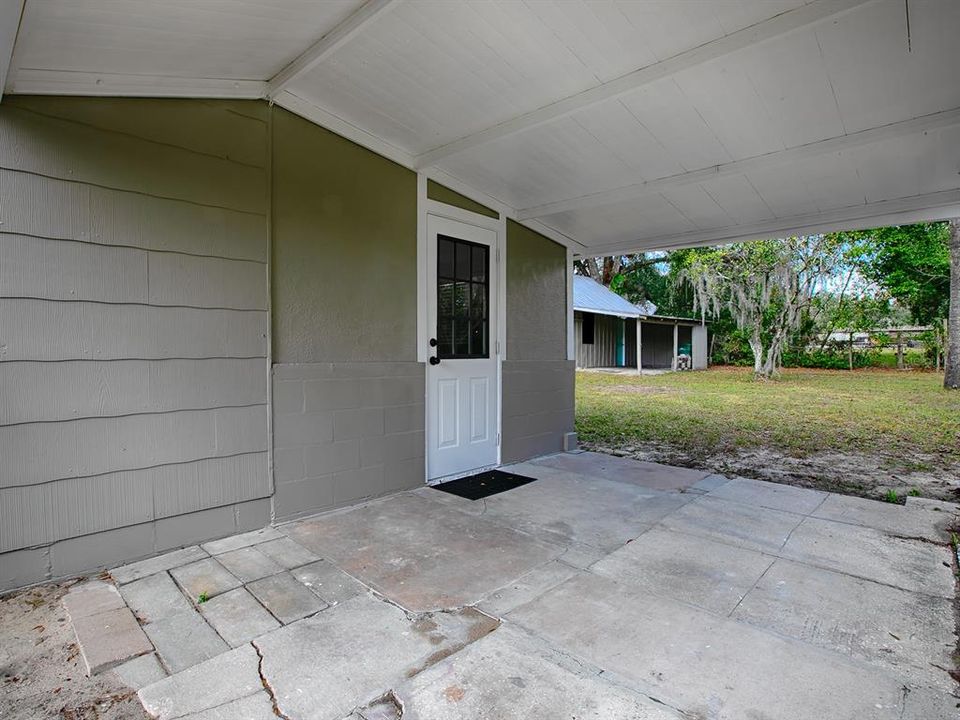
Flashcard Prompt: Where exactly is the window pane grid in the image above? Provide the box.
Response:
[437,235,489,359]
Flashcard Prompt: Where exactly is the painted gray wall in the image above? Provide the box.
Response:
[272,363,424,521]
[693,325,708,369]
[502,220,573,463]
[271,108,418,364]
[270,109,424,519]
[0,97,272,591]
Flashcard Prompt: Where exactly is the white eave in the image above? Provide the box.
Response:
[2,0,958,255]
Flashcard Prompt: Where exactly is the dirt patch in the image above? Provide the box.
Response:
[0,581,148,720]
[585,441,960,503]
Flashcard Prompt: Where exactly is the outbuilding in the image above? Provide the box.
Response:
[573,276,707,372]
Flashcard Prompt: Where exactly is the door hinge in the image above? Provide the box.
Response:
[496,247,501,263]
[496,340,501,355]
[496,432,501,447]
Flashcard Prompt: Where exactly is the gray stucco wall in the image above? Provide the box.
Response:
[270,108,424,519]
[271,108,417,364]
[0,97,272,592]
[502,220,574,463]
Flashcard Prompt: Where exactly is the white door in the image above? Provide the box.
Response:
[425,214,499,481]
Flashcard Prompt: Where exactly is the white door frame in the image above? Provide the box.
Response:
[417,174,506,483]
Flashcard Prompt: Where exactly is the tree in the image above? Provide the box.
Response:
[842,222,951,324]
[679,236,843,379]
[945,219,960,389]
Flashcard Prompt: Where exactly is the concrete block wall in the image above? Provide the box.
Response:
[501,361,575,463]
[272,363,425,521]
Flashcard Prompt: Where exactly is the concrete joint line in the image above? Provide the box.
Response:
[251,639,290,720]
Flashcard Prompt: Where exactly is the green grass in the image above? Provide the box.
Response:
[576,366,960,461]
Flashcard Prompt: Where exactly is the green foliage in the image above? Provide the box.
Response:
[197,591,209,604]
[835,222,951,324]
[883,489,900,504]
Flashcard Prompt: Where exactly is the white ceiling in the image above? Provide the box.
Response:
[4,0,959,255]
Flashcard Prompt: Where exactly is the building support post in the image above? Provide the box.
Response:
[636,318,643,374]
[672,323,679,371]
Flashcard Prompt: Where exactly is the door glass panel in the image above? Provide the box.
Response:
[437,235,489,359]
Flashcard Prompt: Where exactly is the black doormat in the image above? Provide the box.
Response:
[433,469,537,501]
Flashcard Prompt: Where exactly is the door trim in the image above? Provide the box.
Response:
[417,174,506,482]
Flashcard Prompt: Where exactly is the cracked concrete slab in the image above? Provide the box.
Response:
[394,623,684,719]
[253,593,498,720]
[591,527,775,615]
[178,691,276,720]
[528,451,709,491]
[705,476,828,515]
[812,493,958,542]
[475,465,690,551]
[113,652,167,690]
[477,560,581,618]
[508,573,931,720]
[70,605,153,676]
[780,517,955,597]
[283,493,562,611]
[661,494,805,553]
[253,537,320,569]
[138,643,263,720]
[732,558,958,692]
[201,527,285,555]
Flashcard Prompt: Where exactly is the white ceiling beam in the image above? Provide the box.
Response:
[266,0,401,99]
[0,0,25,101]
[414,0,876,169]
[579,189,960,256]
[518,106,960,220]
[7,68,265,98]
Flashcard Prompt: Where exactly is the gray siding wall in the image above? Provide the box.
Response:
[503,220,573,463]
[272,363,424,521]
[270,109,423,519]
[574,312,636,369]
[641,321,675,369]
[0,97,272,591]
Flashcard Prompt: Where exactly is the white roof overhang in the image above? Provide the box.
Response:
[4,0,959,255]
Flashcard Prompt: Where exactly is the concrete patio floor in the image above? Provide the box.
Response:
[68,452,959,719]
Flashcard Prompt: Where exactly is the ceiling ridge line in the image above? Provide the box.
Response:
[412,0,879,169]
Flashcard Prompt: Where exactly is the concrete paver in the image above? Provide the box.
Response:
[661,494,805,553]
[591,526,775,615]
[284,493,562,611]
[120,572,193,624]
[111,546,208,585]
[813,492,957,542]
[706,476,827,514]
[781,517,955,597]
[215,546,284,583]
[200,526,285,555]
[113,652,167,690]
[179,692,276,720]
[253,536,319,569]
[199,587,281,647]
[290,559,368,606]
[142,607,228,673]
[732,558,958,691]
[247,571,328,624]
[70,605,152,675]
[138,644,263,720]
[170,557,241,601]
[508,573,927,720]
[62,580,126,619]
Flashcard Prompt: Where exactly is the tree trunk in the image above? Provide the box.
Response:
[896,331,904,370]
[945,219,960,389]
[749,334,764,378]
[848,333,853,371]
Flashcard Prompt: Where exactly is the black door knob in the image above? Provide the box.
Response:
[429,338,438,347]
[429,356,441,365]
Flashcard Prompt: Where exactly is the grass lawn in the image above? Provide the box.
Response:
[576,366,960,500]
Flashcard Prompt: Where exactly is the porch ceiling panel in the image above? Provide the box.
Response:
[4,0,959,255]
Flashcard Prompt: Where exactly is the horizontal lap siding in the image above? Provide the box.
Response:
[0,97,271,560]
